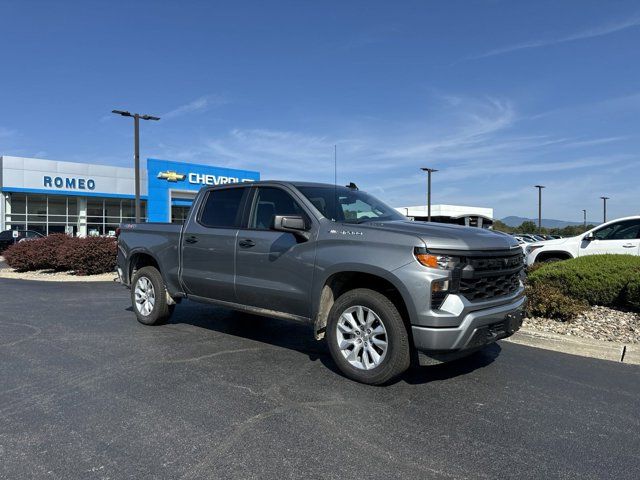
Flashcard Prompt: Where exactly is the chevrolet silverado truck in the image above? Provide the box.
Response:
[117,181,525,384]
[525,216,640,265]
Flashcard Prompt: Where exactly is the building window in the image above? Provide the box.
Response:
[5,193,146,236]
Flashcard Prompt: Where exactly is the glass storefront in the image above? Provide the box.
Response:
[5,193,146,236]
[171,205,191,224]
[87,198,146,236]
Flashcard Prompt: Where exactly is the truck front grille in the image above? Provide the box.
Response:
[429,248,525,303]
[459,272,521,301]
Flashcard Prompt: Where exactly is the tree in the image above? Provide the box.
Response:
[517,221,538,234]
[492,220,514,233]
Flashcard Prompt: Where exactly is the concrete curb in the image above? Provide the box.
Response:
[0,269,117,283]
[505,327,639,365]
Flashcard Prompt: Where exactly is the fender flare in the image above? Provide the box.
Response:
[311,263,418,337]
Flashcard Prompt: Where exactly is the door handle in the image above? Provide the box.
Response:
[623,244,636,248]
[185,236,198,244]
[239,239,255,248]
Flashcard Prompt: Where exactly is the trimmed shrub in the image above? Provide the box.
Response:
[4,234,116,275]
[528,254,640,311]
[525,282,589,321]
[4,234,71,271]
[3,239,44,271]
[57,237,117,275]
[624,276,640,310]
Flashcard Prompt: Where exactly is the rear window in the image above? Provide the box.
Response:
[199,188,246,228]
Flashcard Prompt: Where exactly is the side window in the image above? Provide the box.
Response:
[199,187,246,228]
[593,220,640,240]
[249,187,305,230]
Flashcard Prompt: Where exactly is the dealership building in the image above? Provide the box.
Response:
[0,156,260,236]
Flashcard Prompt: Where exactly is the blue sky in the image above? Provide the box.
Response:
[1,0,639,222]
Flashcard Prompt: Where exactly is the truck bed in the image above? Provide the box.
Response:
[117,222,184,293]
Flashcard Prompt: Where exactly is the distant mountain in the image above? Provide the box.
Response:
[499,216,588,228]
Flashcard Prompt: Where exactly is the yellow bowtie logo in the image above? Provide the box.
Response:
[157,171,186,182]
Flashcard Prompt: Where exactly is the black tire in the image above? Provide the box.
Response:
[326,288,410,385]
[131,266,175,326]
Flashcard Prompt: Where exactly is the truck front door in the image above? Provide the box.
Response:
[234,186,317,319]
[180,186,250,302]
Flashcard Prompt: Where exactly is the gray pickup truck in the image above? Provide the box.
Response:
[117,181,525,384]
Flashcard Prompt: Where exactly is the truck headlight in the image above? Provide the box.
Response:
[414,247,460,270]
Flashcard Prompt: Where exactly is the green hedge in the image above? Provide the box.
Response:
[528,255,640,312]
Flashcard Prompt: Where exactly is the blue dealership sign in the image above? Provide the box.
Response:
[146,158,260,222]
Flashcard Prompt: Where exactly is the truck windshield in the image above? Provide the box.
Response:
[296,185,406,224]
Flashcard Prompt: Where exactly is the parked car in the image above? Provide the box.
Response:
[0,229,44,253]
[526,216,640,265]
[523,233,546,242]
[509,236,529,252]
[518,234,538,243]
[117,181,526,385]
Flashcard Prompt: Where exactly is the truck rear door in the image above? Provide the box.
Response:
[180,185,251,302]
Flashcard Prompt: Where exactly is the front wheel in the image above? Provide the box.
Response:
[131,266,174,325]
[326,288,410,385]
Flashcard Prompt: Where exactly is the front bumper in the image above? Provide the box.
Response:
[411,294,525,363]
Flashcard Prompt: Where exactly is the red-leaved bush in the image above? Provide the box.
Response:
[4,235,117,275]
[57,237,117,275]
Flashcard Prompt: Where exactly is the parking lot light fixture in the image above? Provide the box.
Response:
[421,167,438,222]
[600,196,609,223]
[534,185,545,233]
[112,110,161,222]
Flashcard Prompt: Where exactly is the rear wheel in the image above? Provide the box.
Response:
[131,266,174,325]
[326,288,410,385]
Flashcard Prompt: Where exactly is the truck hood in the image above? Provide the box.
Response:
[356,220,520,251]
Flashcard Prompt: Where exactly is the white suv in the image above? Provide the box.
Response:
[526,216,640,265]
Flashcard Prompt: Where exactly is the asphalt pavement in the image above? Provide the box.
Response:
[1,278,639,479]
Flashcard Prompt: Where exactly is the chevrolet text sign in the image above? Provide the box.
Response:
[188,173,255,185]
[155,169,254,186]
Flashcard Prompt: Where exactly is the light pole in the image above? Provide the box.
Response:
[582,209,587,229]
[112,110,160,222]
[600,196,609,223]
[534,185,545,233]
[420,167,438,222]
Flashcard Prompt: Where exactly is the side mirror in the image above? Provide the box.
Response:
[584,232,594,242]
[273,215,309,239]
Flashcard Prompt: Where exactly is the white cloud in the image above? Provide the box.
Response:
[162,94,229,119]
[471,14,640,59]
[150,93,638,219]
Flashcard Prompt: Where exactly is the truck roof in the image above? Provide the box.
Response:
[213,180,352,189]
